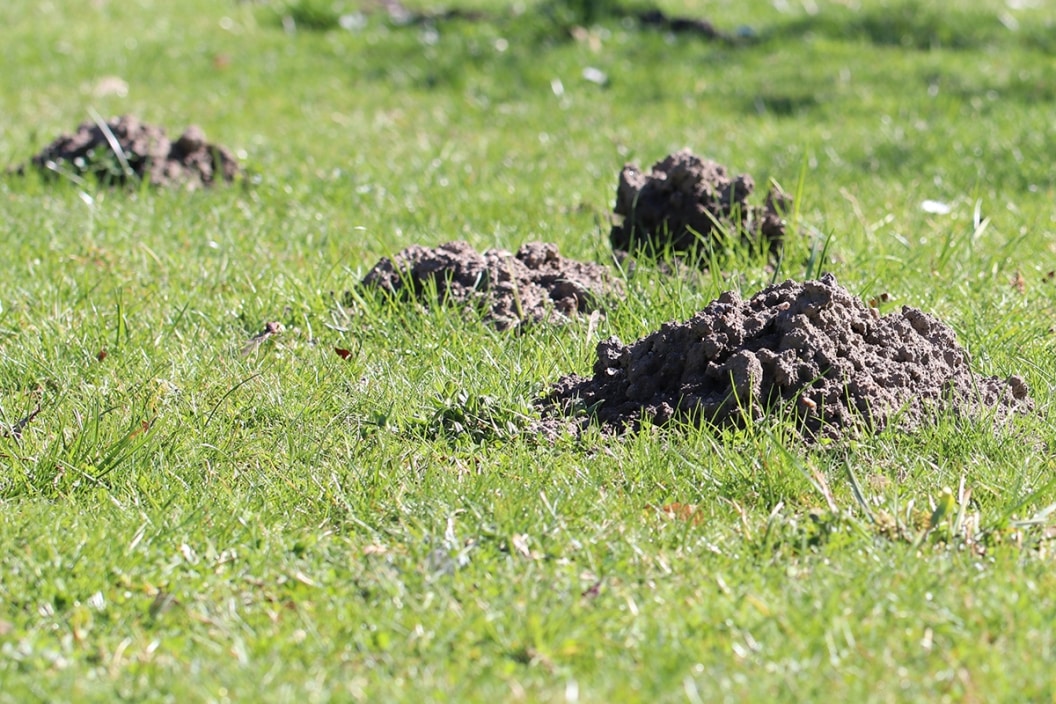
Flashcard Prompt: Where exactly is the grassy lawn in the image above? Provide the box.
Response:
[2,0,1056,701]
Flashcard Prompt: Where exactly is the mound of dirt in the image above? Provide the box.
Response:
[360,240,620,330]
[541,273,1032,440]
[19,115,239,188]
[610,149,789,260]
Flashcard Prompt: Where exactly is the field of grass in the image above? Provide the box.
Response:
[2,0,1056,701]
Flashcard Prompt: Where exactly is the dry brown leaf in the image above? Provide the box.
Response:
[651,502,707,525]
[1012,271,1026,294]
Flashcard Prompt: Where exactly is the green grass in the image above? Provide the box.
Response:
[2,0,1056,701]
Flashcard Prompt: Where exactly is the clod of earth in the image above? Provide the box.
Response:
[610,149,789,261]
[359,240,620,330]
[18,115,239,188]
[541,273,1032,440]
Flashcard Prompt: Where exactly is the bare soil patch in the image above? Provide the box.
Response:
[360,240,620,330]
[541,273,1032,440]
[610,149,789,260]
[18,115,239,188]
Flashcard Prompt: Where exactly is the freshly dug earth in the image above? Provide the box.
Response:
[611,149,789,259]
[542,273,1032,439]
[360,240,620,330]
[19,115,239,188]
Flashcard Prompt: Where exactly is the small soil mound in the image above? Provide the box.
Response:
[610,149,789,260]
[19,115,239,188]
[541,274,1032,440]
[360,240,620,330]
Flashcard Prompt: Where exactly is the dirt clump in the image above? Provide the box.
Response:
[541,273,1032,440]
[19,115,239,188]
[611,149,789,260]
[360,240,620,330]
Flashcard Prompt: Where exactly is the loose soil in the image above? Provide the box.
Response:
[360,240,620,330]
[19,115,239,188]
[610,149,789,261]
[541,273,1032,440]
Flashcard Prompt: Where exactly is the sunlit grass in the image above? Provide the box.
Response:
[1,0,1056,701]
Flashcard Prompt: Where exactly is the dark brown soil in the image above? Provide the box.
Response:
[19,115,239,188]
[541,273,1032,440]
[610,149,789,260]
[360,240,621,330]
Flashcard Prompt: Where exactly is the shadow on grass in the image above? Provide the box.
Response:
[762,1,1056,53]
[270,0,741,44]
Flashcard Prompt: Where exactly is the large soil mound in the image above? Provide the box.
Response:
[19,115,239,188]
[542,274,1031,439]
[360,240,620,330]
[611,149,789,259]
